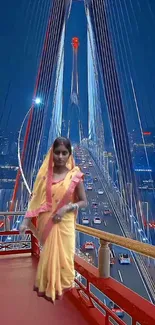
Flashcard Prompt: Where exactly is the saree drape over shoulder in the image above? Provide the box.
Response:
[25,148,83,302]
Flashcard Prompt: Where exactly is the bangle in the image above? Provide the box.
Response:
[67,203,79,212]
[72,203,79,211]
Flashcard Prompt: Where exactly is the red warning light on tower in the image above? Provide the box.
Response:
[72,37,79,50]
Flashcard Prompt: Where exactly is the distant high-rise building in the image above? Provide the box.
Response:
[0,130,19,189]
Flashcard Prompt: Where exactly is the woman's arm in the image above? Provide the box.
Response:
[74,181,87,209]
[54,181,87,222]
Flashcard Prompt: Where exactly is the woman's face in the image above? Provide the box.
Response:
[53,144,70,167]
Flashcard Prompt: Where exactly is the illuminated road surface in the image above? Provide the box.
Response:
[75,147,151,325]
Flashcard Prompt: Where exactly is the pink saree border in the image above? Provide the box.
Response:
[41,171,83,245]
[33,285,72,304]
[25,202,51,218]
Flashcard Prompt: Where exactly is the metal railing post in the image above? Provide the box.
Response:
[99,239,110,278]
[5,217,10,231]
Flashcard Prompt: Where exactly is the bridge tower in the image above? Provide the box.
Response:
[68,37,83,143]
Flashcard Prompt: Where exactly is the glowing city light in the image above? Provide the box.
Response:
[35,97,41,104]
[135,168,152,172]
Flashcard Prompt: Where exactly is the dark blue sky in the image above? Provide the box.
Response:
[0,0,155,143]
[106,0,155,133]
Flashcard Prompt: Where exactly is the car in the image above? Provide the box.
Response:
[83,242,95,250]
[88,162,93,166]
[108,302,124,318]
[87,182,93,186]
[86,171,90,175]
[98,189,104,195]
[93,216,101,224]
[118,253,131,265]
[92,202,98,208]
[83,166,87,169]
[82,216,89,225]
[104,209,112,215]
[93,177,98,181]
[87,185,93,191]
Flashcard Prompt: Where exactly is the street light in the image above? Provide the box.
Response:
[35,97,41,105]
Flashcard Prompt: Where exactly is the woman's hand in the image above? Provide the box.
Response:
[52,205,68,224]
[56,206,67,217]
[53,214,62,223]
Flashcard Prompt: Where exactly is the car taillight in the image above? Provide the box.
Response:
[112,309,122,313]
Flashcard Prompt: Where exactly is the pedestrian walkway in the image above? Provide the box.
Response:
[0,255,89,325]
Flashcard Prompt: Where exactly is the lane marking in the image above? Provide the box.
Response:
[112,248,116,258]
[118,269,123,283]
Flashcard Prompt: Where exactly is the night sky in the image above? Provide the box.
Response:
[0,0,155,144]
[106,0,155,133]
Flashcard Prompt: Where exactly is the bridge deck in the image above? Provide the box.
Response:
[0,255,89,325]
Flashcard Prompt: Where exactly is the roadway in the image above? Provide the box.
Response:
[74,147,151,324]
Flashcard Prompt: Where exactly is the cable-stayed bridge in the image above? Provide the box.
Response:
[0,1,155,323]
[1,0,155,290]
[7,0,151,246]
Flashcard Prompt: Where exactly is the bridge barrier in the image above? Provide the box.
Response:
[0,211,155,323]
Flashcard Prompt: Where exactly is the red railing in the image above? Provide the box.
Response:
[0,229,40,256]
[0,230,155,324]
[73,255,155,325]
[0,230,32,255]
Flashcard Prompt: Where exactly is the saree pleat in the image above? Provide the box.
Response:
[34,210,75,302]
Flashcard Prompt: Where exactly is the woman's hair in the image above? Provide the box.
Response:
[53,137,72,155]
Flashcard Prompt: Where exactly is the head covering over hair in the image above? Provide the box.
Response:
[25,146,75,218]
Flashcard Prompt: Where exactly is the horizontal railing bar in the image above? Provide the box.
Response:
[0,211,155,259]
[0,230,31,235]
[76,224,155,259]
[0,211,25,216]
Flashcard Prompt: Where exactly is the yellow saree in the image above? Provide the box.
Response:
[25,147,83,302]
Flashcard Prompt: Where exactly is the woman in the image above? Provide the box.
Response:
[20,137,87,303]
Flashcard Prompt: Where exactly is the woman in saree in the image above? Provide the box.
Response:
[19,137,87,303]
